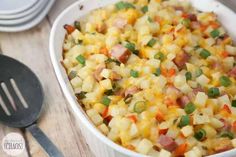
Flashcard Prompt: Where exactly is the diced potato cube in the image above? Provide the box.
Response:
[90,113,103,126]
[166,127,179,138]
[194,92,208,107]
[93,103,106,114]
[184,146,202,157]
[129,123,138,138]
[174,74,186,87]
[136,139,153,154]
[82,76,95,92]
[147,148,159,157]
[70,76,82,88]
[225,45,236,55]
[98,124,109,135]
[193,113,210,125]
[100,69,111,79]
[153,75,167,90]
[218,95,231,106]
[86,109,97,117]
[203,125,217,138]
[178,83,193,94]
[108,127,119,141]
[116,118,131,131]
[231,139,236,148]
[196,75,209,87]
[181,125,194,137]
[159,149,171,157]
[71,29,83,43]
[99,79,112,90]
[210,118,224,129]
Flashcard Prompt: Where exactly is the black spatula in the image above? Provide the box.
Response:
[0,54,63,157]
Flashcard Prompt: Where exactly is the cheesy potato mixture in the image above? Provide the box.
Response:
[62,0,236,156]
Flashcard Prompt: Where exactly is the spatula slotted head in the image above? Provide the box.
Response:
[0,55,43,128]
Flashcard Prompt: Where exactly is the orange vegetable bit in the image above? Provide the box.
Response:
[162,68,176,77]
[155,109,165,122]
[209,21,220,29]
[102,107,109,118]
[100,47,110,57]
[126,145,135,150]
[232,121,236,132]
[200,24,208,32]
[64,24,75,34]
[222,104,231,114]
[174,143,188,156]
[221,51,229,58]
[164,97,176,107]
[168,68,176,77]
[127,115,137,123]
[159,128,168,135]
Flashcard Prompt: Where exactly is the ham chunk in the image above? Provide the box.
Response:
[113,17,127,29]
[158,135,177,152]
[173,52,190,69]
[110,44,131,63]
[177,95,190,108]
[125,86,140,97]
[93,63,106,81]
[228,67,236,79]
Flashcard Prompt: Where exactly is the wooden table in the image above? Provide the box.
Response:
[0,0,94,157]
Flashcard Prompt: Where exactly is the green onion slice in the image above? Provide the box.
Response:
[147,38,156,47]
[184,102,196,114]
[101,96,111,106]
[194,129,206,141]
[200,49,211,59]
[208,87,220,98]
[76,54,86,65]
[219,76,232,87]
[178,115,190,128]
[130,69,139,78]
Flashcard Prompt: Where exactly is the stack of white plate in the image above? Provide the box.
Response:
[0,0,55,32]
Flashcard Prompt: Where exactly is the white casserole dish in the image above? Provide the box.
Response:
[49,0,236,156]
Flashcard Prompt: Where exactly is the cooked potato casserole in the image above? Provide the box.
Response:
[62,0,236,156]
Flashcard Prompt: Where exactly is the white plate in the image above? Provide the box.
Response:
[0,0,55,32]
[0,0,48,25]
[50,1,236,157]
[0,0,46,20]
[0,0,38,15]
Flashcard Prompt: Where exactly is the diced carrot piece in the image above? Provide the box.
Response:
[174,143,188,156]
[161,68,168,77]
[64,24,75,34]
[210,21,220,29]
[232,121,236,132]
[168,68,176,77]
[182,13,188,19]
[221,51,229,58]
[159,128,168,135]
[200,24,208,32]
[222,104,231,114]
[127,115,137,123]
[156,109,165,122]
[102,107,109,118]
[100,47,110,57]
[164,97,176,106]
[126,145,135,150]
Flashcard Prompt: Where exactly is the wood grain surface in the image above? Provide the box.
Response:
[0,0,94,157]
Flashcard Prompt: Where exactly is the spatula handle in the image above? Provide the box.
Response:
[27,124,64,157]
